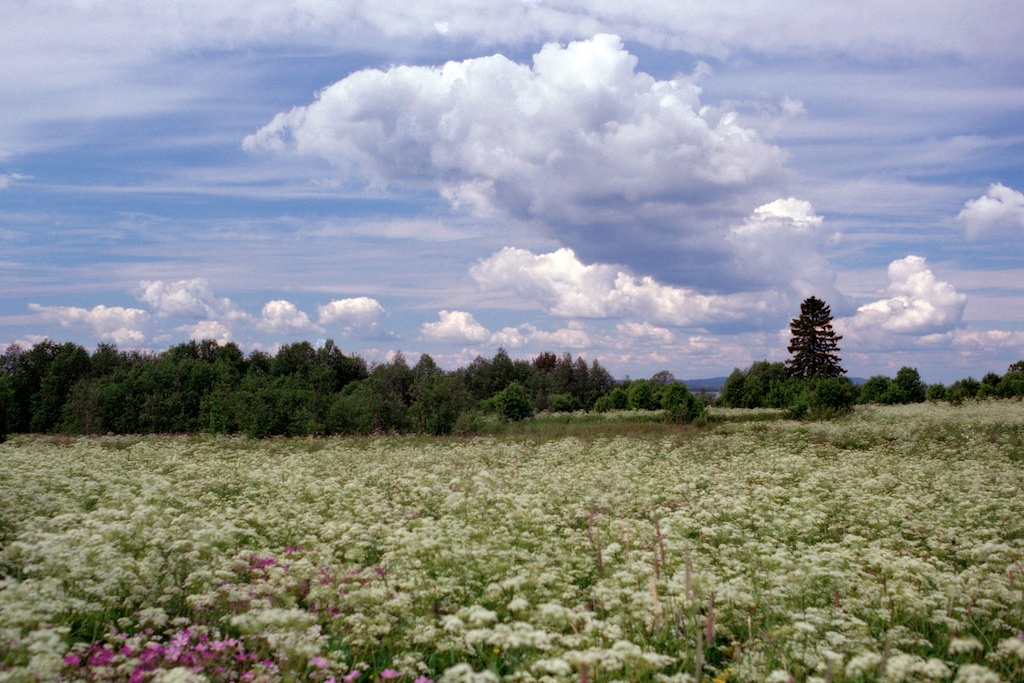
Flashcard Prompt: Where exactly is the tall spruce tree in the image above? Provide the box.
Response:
[786,296,845,379]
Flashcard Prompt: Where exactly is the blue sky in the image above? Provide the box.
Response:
[2,1,1023,383]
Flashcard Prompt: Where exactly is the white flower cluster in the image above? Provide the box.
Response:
[1,401,1023,681]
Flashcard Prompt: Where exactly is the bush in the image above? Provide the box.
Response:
[547,393,582,413]
[494,382,534,422]
[858,375,892,404]
[627,381,659,411]
[788,377,858,419]
[948,377,981,403]
[660,383,705,424]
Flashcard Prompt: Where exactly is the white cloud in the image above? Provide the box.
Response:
[842,255,967,337]
[727,197,839,298]
[28,303,149,345]
[137,278,246,320]
[246,35,786,277]
[0,173,27,189]
[616,321,675,344]
[180,320,233,345]
[502,322,591,350]
[420,311,592,349]
[470,246,755,326]
[317,297,388,337]
[420,310,491,344]
[256,300,318,333]
[952,329,1024,354]
[957,183,1024,238]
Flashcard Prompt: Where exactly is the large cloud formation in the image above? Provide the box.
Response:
[468,198,835,330]
[246,34,787,284]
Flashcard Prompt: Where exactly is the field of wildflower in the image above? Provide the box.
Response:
[2,401,1024,683]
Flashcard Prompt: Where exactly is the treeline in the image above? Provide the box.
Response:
[720,360,1024,413]
[0,339,703,440]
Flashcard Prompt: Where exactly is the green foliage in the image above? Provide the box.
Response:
[593,386,628,413]
[926,383,948,402]
[409,369,468,435]
[547,393,582,413]
[494,381,534,421]
[859,367,927,405]
[948,377,981,403]
[719,368,747,408]
[788,376,858,419]
[858,375,892,404]
[659,382,705,424]
[720,361,797,409]
[626,380,659,411]
[891,366,927,403]
[0,372,11,443]
[785,296,845,379]
[996,371,1024,398]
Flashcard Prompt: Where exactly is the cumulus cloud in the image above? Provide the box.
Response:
[502,322,591,349]
[180,320,233,345]
[28,303,149,345]
[420,311,591,349]
[727,197,839,298]
[957,183,1024,238]
[137,278,246,320]
[246,34,786,282]
[952,329,1024,354]
[256,300,318,333]
[842,255,967,337]
[470,246,758,327]
[420,310,491,344]
[317,297,388,337]
[616,321,675,344]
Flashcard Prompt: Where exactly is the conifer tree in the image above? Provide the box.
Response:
[786,296,845,379]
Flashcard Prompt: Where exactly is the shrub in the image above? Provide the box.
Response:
[626,381,658,411]
[494,381,534,421]
[948,377,981,403]
[548,393,582,413]
[660,383,705,424]
[926,383,948,402]
[788,377,858,419]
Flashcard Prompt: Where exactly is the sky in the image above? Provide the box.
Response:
[2,1,1024,384]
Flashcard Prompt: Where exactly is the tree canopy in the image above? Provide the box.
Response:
[785,296,845,379]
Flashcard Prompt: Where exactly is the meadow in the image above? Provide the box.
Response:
[1,401,1023,682]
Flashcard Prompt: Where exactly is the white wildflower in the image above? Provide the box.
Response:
[994,636,1024,660]
[953,663,1001,683]
[949,637,984,655]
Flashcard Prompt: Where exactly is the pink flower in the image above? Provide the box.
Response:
[63,653,82,667]
[342,670,361,682]
[311,656,329,668]
[380,669,402,679]
[413,677,434,683]
[88,648,115,666]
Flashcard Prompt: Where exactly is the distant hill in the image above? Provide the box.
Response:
[680,377,730,392]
